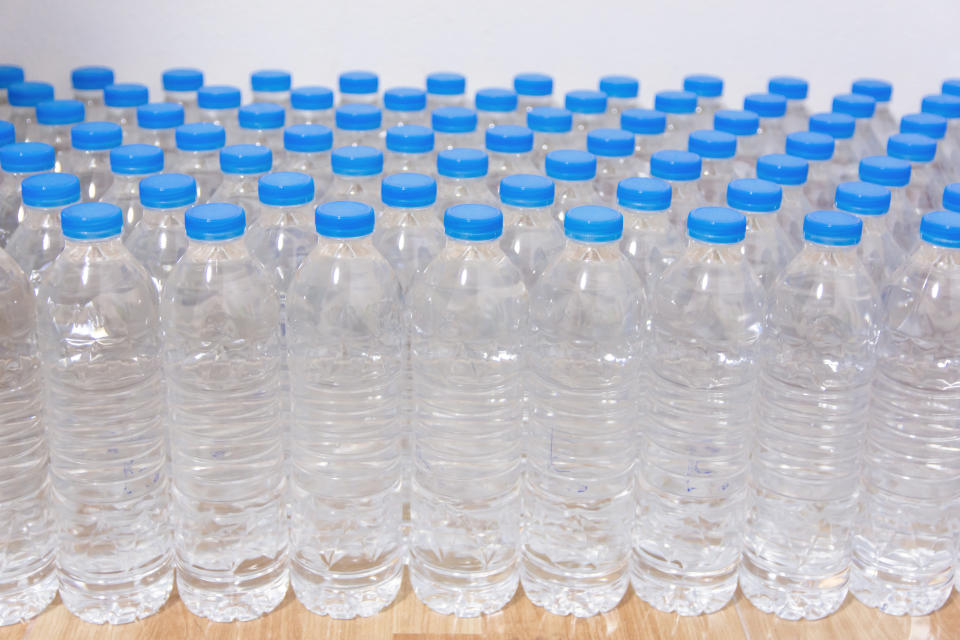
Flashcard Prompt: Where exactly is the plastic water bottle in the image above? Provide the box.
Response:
[809,112,859,183]
[385,125,435,176]
[900,113,952,185]
[617,176,684,290]
[335,104,382,148]
[689,129,744,204]
[621,108,669,171]
[485,125,537,194]
[832,93,882,156]
[383,87,429,129]
[475,88,520,130]
[757,153,813,246]
[162,68,203,122]
[0,66,24,114]
[173,122,226,203]
[210,144,272,223]
[0,142,56,245]
[785,131,836,209]
[329,145,383,208]
[527,107,574,169]
[431,106,480,151]
[136,103,184,152]
[635,206,763,616]
[7,172,80,288]
[38,201,171,623]
[426,72,467,110]
[742,209,879,620]
[945,183,960,213]
[0,242,56,625]
[744,93,788,157]
[514,73,554,113]
[564,90,607,145]
[238,103,286,152]
[714,109,763,166]
[286,200,405,618]
[524,204,641,616]
[436,148,493,212]
[8,82,54,142]
[407,203,526,616]
[599,75,640,127]
[498,173,562,286]
[684,74,725,130]
[279,124,333,199]
[859,155,914,250]
[65,122,122,201]
[726,178,797,290]
[197,85,242,140]
[887,133,942,217]
[161,202,286,621]
[338,71,379,107]
[99,144,165,232]
[853,209,960,616]
[251,69,292,108]
[545,150,598,219]
[588,128,638,204]
[852,79,898,146]
[103,83,149,134]
[649,149,703,230]
[71,66,112,121]
[30,100,84,167]
[834,181,905,286]
[768,76,810,134]
[124,173,196,292]
[289,86,335,127]
[921,93,960,166]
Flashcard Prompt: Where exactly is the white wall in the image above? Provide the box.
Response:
[2,0,959,116]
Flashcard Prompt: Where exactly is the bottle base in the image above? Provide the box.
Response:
[850,566,953,616]
[739,557,847,620]
[631,559,736,616]
[292,561,403,619]
[410,560,518,617]
[59,563,174,625]
[0,564,58,626]
[177,563,289,622]
[521,561,628,617]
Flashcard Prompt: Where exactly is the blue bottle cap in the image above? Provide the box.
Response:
[475,88,518,112]
[335,104,381,131]
[852,79,892,103]
[162,68,203,92]
[444,203,503,241]
[727,178,782,213]
[621,108,666,135]
[103,83,149,108]
[185,202,245,241]
[384,87,426,112]
[565,90,607,114]
[427,72,466,96]
[1,141,56,172]
[137,102,185,129]
[437,148,488,179]
[688,129,736,159]
[258,171,314,206]
[176,122,226,152]
[587,128,635,157]
[197,85,242,110]
[36,99,84,125]
[499,174,554,207]
[599,75,639,99]
[71,66,113,91]
[768,76,808,100]
[617,176,671,211]
[900,113,947,140]
[238,103,285,130]
[139,173,197,208]
[944,184,960,213]
[339,71,378,95]
[714,109,759,136]
[219,144,271,174]
[514,73,553,97]
[315,200,375,238]
[943,79,960,98]
[485,125,534,154]
[683,74,723,98]
[756,153,808,186]
[110,144,164,175]
[0,121,13,147]
[0,65,24,89]
[545,149,596,181]
[803,210,862,246]
[858,156,910,187]
[527,107,572,133]
[921,210,960,247]
[744,93,786,118]
[291,86,334,110]
[386,125,434,154]
[835,181,891,215]
[251,69,291,93]
[8,82,54,107]
[687,206,746,244]
[61,201,123,239]
[564,205,622,242]
[809,112,856,139]
[331,145,382,176]
[381,173,436,208]
[786,131,834,161]
[22,172,80,207]
[887,133,936,163]
[284,123,333,153]
[71,122,123,151]
[650,149,701,181]
[432,106,477,133]
[922,94,960,119]
[832,93,876,119]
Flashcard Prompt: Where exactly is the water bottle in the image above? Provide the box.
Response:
[809,112,859,182]
[785,131,836,208]
[99,144,165,232]
[524,204,641,616]
[0,142,56,245]
[757,153,813,246]
[289,86,335,127]
[475,88,520,130]
[588,128,638,204]
[436,148,493,212]
[599,75,640,127]
[887,133,942,217]
[338,71,379,107]
[834,181,905,286]
[514,73,554,113]
[161,68,203,122]
[103,83,149,134]
[0,66,24,116]
[485,125,537,194]
[385,125,436,176]
[173,122,226,203]
[210,144,272,223]
[135,103,183,152]
[383,87,429,129]
[684,74,725,130]
[286,200,404,618]
[649,149,702,230]
[279,124,333,199]
[832,93,882,156]
[498,173,563,286]
[714,110,763,166]
[335,104,382,148]
[689,129,744,204]
[617,176,684,290]
[852,79,898,145]
[527,107,574,169]
[30,100,84,167]
[900,113,952,185]
[743,93,788,156]
[946,183,960,213]
[853,209,960,616]
[635,206,763,615]
[8,82,54,141]
[742,209,879,620]
[7,172,80,289]
[38,201,171,623]
[0,242,56,625]
[921,93,960,167]
[768,76,810,134]
[124,173,196,292]
[251,69,292,108]
[431,106,480,151]
[329,145,383,208]
[64,122,122,202]
[238,103,286,152]
[564,90,607,145]
[426,72,467,110]
[545,150,598,220]
[621,108,669,171]
[859,155,914,251]
[407,203,526,616]
[196,86,242,141]
[726,178,797,290]
[71,66,112,121]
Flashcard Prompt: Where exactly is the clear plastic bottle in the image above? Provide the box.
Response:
[714,109,763,166]
[64,122,121,202]
[407,203,526,616]
[634,206,763,616]
[0,242,56,626]
[785,131,836,209]
[514,73,554,113]
[436,148,494,213]
[859,155,914,251]
[0,66,24,120]
[684,74,725,130]
[726,178,797,290]
[8,82,54,142]
[29,100,84,168]
[431,106,480,151]
[742,209,879,620]
[251,69,292,108]
[38,201,171,623]
[887,133,944,220]
[286,200,404,618]
[545,150,598,221]
[599,75,640,128]
[289,86,335,128]
[329,145,383,209]
[617,176,684,290]
[853,210,960,616]
[383,87,429,129]
[98,144,165,232]
[172,122,225,203]
[649,149,703,230]
[70,66,112,122]
[475,88,521,130]
[238,103,286,153]
[103,83,149,135]
[135,103,184,152]
[385,125,435,176]
[162,202,287,621]
[335,104,382,148]
[900,113,952,186]
[210,144,272,224]
[852,79,898,147]
[689,129,745,204]
[565,90,607,146]
[833,93,882,157]
[621,108,669,173]
[834,181,905,286]
[338,71,379,107]
[921,94,960,167]
[426,72,467,111]
[589,128,638,204]
[197,86,242,142]
[653,91,699,152]
[498,173,563,286]
[743,93,788,157]
[527,107,574,170]
[0,142,56,244]
[279,124,333,199]
[809,112,859,183]
[124,173,196,292]
[162,68,203,122]
[757,153,813,246]
[768,76,810,134]
[524,204,641,617]
[485,125,537,195]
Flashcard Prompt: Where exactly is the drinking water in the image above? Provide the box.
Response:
[756,153,813,246]
[338,71,379,107]
[588,128,638,204]
[280,124,333,198]
[384,125,435,176]
[809,112,859,183]
[436,148,494,212]
[599,75,640,127]
[426,72,467,110]
[649,149,702,230]
[210,144,272,223]
[514,73,554,113]
[251,69,292,108]
[71,66,112,121]
[475,88,520,130]
[688,129,743,204]
[64,122,122,202]
[329,145,383,209]
[485,125,537,195]
[683,74,725,130]
[8,82,54,141]
[103,83,149,134]
[545,150,598,220]
[162,68,203,122]
[527,107,574,169]
[0,142,56,245]
[197,86,242,141]
[851,79,898,146]
[858,155,914,251]
[564,90,608,145]
[726,177,797,290]
[30,100,84,168]
[620,109,669,171]
[289,87,335,128]
[136,103,184,152]
[617,176,684,290]
[714,110,762,166]
[238,103,286,152]
[335,104,382,148]
[498,173,563,286]
[432,106,480,151]
[785,131,836,209]
[173,122,226,203]
[832,93,882,157]
[834,181,905,287]
[99,144,165,233]
[383,87,429,129]
[743,93,788,157]
[768,76,810,134]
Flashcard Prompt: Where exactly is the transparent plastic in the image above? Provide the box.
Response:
[123,203,189,295]
[499,202,565,287]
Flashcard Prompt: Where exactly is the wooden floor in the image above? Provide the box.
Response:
[1,579,957,639]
